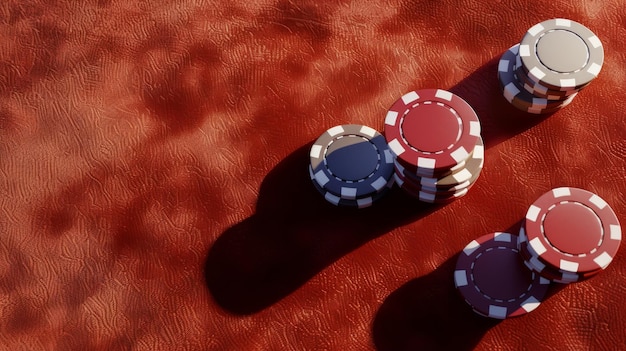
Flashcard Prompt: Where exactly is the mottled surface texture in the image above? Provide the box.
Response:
[1,1,625,350]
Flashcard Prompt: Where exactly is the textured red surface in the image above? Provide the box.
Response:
[1,1,625,350]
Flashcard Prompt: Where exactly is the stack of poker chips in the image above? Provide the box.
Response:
[498,18,604,114]
[309,124,395,208]
[517,187,621,284]
[384,89,483,204]
[454,187,621,319]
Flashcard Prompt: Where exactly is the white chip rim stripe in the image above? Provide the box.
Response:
[593,252,613,269]
[388,139,405,156]
[356,197,373,208]
[384,149,394,164]
[469,121,481,136]
[494,232,512,242]
[588,35,602,48]
[526,205,541,222]
[520,296,540,312]
[489,305,507,319]
[435,89,453,101]
[587,62,601,76]
[559,259,579,272]
[519,44,530,57]
[529,255,546,271]
[385,110,399,126]
[529,67,546,81]
[610,225,622,241]
[463,240,480,256]
[473,143,484,159]
[371,177,388,192]
[401,91,419,105]
[327,125,344,136]
[450,147,469,163]
[310,144,322,159]
[340,187,357,199]
[528,23,545,36]
[529,237,547,255]
[314,170,330,186]
[417,157,436,170]
[559,78,576,88]
[419,192,436,201]
[393,172,404,186]
[552,187,571,198]
[454,270,468,287]
[589,194,608,209]
[452,168,472,183]
[498,59,510,73]
[555,18,571,27]
[360,125,377,138]
[504,82,521,100]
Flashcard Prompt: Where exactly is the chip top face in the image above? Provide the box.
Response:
[519,18,603,90]
[384,89,480,173]
[310,124,394,200]
[524,187,621,273]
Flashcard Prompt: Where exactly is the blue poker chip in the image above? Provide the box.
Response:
[309,124,395,200]
[308,165,393,208]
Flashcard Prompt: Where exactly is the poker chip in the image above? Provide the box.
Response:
[498,19,603,114]
[310,124,395,200]
[384,89,481,177]
[517,226,594,283]
[511,188,621,285]
[384,89,483,203]
[394,171,472,196]
[309,165,393,208]
[454,232,551,319]
[523,187,621,275]
[398,137,484,189]
[497,44,575,114]
[393,134,483,202]
[515,59,578,100]
[395,172,472,203]
[518,18,604,91]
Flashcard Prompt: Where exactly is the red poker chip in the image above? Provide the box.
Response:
[395,137,484,190]
[393,166,473,195]
[394,172,472,203]
[397,158,467,179]
[454,232,550,319]
[517,227,596,283]
[524,187,622,274]
[384,89,481,176]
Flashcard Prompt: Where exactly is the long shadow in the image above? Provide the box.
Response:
[372,255,500,351]
[372,222,568,351]
[204,52,559,315]
[204,143,439,315]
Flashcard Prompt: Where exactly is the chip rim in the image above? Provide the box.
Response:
[398,136,484,188]
[384,89,481,175]
[310,124,395,200]
[498,44,576,113]
[518,18,604,91]
[309,165,393,208]
[523,187,621,273]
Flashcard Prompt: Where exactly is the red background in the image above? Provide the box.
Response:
[1,1,625,350]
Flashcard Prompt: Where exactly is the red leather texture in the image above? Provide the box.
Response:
[1,1,625,350]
